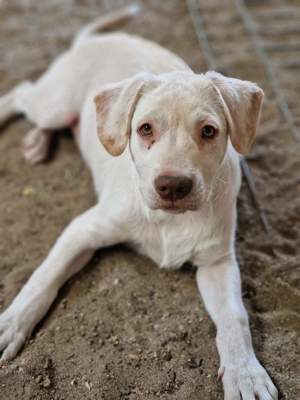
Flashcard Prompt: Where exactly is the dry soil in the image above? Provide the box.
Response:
[0,1,299,399]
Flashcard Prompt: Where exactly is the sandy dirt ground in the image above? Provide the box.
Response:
[0,0,299,399]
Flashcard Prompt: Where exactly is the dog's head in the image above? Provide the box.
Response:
[94,71,263,213]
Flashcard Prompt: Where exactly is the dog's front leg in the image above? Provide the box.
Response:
[196,255,278,400]
[0,205,123,362]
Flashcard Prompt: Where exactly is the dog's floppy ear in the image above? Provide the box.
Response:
[94,74,151,156]
[205,71,264,154]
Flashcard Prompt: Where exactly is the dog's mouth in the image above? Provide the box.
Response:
[153,200,199,213]
[141,187,202,214]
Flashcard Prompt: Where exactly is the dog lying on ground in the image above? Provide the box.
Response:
[0,5,278,399]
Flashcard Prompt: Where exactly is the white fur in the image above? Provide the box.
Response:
[0,9,277,400]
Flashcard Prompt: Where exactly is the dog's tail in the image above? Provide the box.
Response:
[73,3,141,46]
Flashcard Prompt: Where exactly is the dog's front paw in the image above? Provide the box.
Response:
[0,309,29,362]
[221,358,278,400]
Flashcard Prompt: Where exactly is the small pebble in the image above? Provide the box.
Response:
[22,186,36,197]
[42,376,51,388]
[163,350,172,361]
[186,357,201,368]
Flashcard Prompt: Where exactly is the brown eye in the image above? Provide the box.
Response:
[138,123,153,137]
[201,125,216,139]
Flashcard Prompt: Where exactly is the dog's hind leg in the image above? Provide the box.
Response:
[0,82,33,125]
[0,82,53,164]
[17,87,78,164]
[22,128,54,165]
[5,54,80,164]
[0,81,62,164]
[0,90,16,124]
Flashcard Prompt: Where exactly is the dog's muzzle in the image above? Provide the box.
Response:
[154,175,193,202]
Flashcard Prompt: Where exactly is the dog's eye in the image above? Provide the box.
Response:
[138,123,153,137]
[201,125,216,139]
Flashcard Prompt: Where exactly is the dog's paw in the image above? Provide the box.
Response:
[221,358,278,400]
[22,128,52,165]
[0,310,28,362]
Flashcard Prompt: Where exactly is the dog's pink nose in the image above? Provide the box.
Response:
[154,175,193,201]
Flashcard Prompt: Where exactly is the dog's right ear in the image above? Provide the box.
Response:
[94,74,154,156]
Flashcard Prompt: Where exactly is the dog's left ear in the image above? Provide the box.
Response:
[94,74,153,156]
[205,71,264,154]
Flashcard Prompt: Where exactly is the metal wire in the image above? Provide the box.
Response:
[187,0,218,71]
[235,0,300,143]
[186,0,272,234]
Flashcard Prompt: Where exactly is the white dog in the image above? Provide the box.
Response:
[0,6,278,400]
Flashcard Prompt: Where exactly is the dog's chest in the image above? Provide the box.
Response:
[131,213,203,269]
